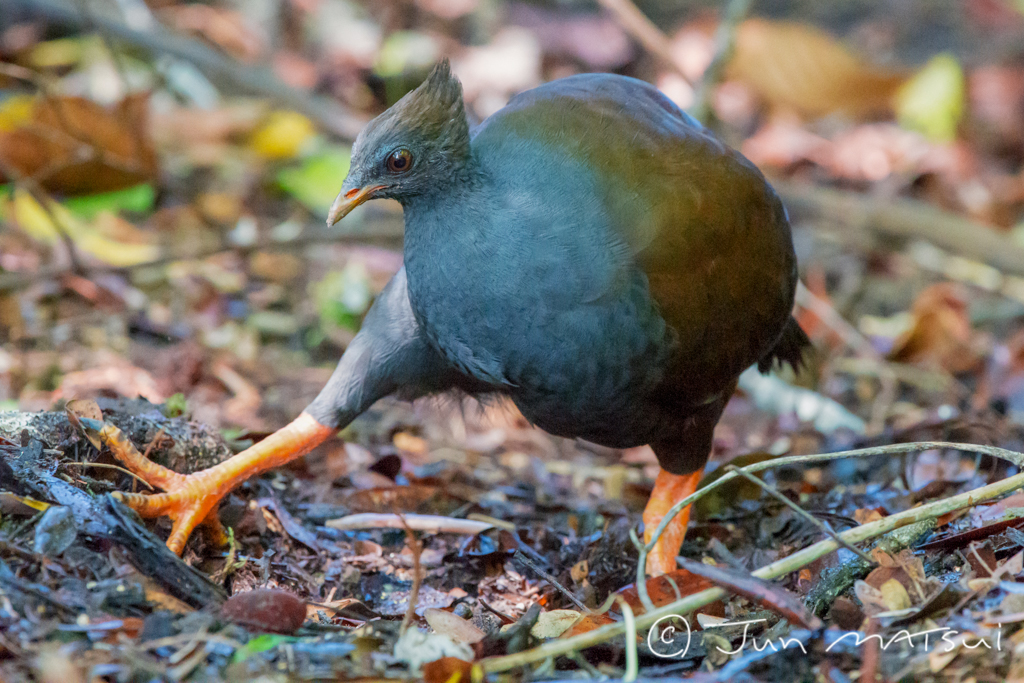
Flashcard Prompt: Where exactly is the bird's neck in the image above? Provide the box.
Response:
[401,155,488,239]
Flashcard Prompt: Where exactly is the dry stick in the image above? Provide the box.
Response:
[482,454,1024,673]
[723,465,876,565]
[326,513,494,535]
[640,441,1024,582]
[689,0,754,124]
[594,0,692,86]
[630,441,1018,614]
[795,283,898,433]
[398,514,423,636]
[514,550,589,612]
[0,157,86,275]
[63,461,156,490]
[776,181,1024,279]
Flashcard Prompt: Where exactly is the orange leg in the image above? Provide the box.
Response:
[642,469,703,577]
[81,413,335,555]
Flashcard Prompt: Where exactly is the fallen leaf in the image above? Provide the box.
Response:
[729,19,906,118]
[424,608,487,644]
[0,492,51,515]
[889,283,981,373]
[5,189,159,267]
[276,147,351,216]
[896,53,965,142]
[879,578,912,611]
[159,4,264,62]
[250,110,316,160]
[0,94,157,194]
[221,588,307,634]
[530,609,582,639]
[422,657,474,683]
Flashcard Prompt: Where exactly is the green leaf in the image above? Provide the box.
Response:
[162,393,187,418]
[313,263,372,333]
[231,634,296,664]
[63,184,155,219]
[276,147,351,217]
[895,53,964,142]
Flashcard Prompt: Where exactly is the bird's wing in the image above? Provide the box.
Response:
[473,74,798,393]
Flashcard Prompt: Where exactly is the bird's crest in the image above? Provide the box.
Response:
[372,59,470,159]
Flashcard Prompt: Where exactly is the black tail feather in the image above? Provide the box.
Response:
[758,316,812,374]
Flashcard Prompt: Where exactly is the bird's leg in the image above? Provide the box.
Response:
[642,468,703,576]
[84,413,335,555]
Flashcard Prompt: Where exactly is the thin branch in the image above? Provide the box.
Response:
[689,0,754,124]
[776,180,1024,280]
[724,464,876,565]
[398,513,423,635]
[63,460,156,489]
[481,455,1024,672]
[513,550,589,612]
[326,513,494,535]
[594,0,692,86]
[643,442,1024,565]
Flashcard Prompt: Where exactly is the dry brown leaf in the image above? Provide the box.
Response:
[424,608,486,644]
[889,283,982,373]
[0,94,156,194]
[54,364,164,403]
[729,19,907,118]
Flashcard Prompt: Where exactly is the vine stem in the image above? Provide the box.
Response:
[483,441,1024,673]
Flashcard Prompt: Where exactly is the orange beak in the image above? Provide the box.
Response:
[327,184,386,226]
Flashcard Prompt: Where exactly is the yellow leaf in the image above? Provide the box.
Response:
[250,110,316,160]
[0,94,35,132]
[895,53,964,142]
[8,189,159,267]
[879,578,912,611]
[0,492,51,515]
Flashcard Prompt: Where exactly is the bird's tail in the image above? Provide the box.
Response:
[758,316,812,373]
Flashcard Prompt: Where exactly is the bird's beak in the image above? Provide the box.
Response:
[327,184,386,226]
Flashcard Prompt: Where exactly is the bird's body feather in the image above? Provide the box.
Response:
[398,74,802,472]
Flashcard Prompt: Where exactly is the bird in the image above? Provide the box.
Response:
[96,61,808,576]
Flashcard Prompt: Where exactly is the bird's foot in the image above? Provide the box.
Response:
[643,469,702,576]
[74,412,335,555]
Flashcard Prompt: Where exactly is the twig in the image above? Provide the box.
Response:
[7,0,367,139]
[0,159,87,275]
[776,180,1024,279]
[723,464,877,565]
[481,454,1024,672]
[689,0,754,124]
[326,513,494,535]
[0,217,405,294]
[632,441,1009,612]
[795,282,898,433]
[617,597,639,683]
[594,0,692,86]
[674,556,823,630]
[643,441,1024,572]
[398,514,423,635]
[513,550,588,612]
[794,282,878,359]
[63,461,156,490]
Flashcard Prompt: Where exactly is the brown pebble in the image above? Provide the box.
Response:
[220,588,306,634]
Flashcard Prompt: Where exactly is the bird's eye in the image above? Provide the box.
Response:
[386,148,413,174]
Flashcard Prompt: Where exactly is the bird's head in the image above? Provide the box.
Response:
[328,60,471,225]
